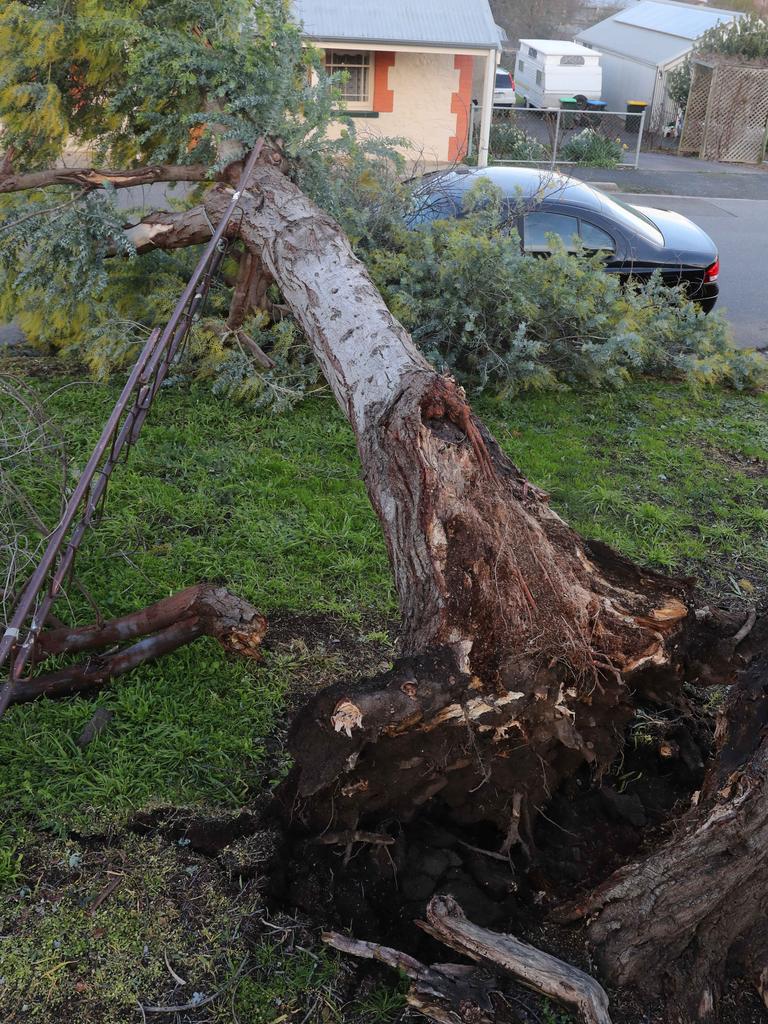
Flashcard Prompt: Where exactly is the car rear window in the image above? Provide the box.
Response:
[581,221,616,252]
[598,195,664,246]
[496,72,511,88]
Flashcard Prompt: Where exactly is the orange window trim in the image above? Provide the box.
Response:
[448,54,474,163]
[373,51,395,113]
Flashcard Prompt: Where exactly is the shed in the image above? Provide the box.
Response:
[293,0,504,166]
[575,0,741,130]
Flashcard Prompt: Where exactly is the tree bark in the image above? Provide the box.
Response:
[562,655,768,1021]
[0,163,222,195]
[5,584,266,705]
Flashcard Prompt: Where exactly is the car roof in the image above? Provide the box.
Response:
[425,166,604,213]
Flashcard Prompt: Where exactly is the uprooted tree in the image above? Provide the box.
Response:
[2,3,768,1022]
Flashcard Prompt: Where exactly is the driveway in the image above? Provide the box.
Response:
[614,192,768,350]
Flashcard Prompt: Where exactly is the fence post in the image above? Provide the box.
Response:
[634,109,645,168]
[467,101,476,161]
[551,108,561,169]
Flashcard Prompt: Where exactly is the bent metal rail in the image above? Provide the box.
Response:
[0,140,264,716]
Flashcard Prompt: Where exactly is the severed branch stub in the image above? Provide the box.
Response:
[4,583,266,707]
[325,896,613,1024]
[323,929,500,1024]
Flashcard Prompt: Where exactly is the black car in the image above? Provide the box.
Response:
[410,166,720,312]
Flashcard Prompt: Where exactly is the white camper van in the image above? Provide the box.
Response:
[514,40,602,108]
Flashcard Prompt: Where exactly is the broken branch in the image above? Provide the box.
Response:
[0,163,221,195]
[6,585,266,706]
[421,896,613,1024]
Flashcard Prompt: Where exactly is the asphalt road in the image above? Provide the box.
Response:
[615,192,768,350]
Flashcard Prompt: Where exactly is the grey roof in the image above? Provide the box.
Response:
[293,0,503,49]
[576,0,740,68]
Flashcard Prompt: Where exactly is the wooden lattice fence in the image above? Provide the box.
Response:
[680,57,768,164]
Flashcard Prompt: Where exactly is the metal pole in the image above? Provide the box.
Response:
[477,47,496,168]
[635,109,646,168]
[552,108,561,169]
[467,101,476,160]
[0,140,265,695]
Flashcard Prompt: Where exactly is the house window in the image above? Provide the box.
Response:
[325,50,372,108]
[536,70,543,86]
[527,46,538,59]
[561,55,585,66]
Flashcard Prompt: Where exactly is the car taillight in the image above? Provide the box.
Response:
[509,75,515,89]
[705,258,719,282]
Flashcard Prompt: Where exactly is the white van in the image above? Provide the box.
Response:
[493,67,516,107]
[514,40,602,108]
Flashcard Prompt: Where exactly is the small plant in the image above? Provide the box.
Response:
[489,121,548,162]
[560,128,625,167]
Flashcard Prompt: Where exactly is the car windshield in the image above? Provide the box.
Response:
[596,194,664,246]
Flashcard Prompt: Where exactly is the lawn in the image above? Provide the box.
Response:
[1,363,767,1022]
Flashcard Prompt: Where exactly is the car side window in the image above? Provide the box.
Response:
[523,212,579,252]
[581,220,616,253]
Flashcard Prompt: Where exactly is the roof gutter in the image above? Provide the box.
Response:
[304,34,501,53]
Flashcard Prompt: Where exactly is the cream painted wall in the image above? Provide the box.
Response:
[327,51,472,168]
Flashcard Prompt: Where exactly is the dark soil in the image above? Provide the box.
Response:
[5,612,767,1024]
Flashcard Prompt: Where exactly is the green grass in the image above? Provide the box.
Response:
[482,385,768,584]
[1,368,767,1021]
[2,375,767,852]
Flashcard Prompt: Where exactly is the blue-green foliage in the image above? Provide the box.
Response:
[0,0,348,358]
[366,183,764,396]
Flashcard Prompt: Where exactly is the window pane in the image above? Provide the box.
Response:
[518,60,525,73]
[496,72,510,88]
[581,221,616,252]
[561,55,585,66]
[535,70,542,85]
[325,50,371,103]
[523,212,579,252]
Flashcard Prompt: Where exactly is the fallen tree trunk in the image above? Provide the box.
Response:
[146,163,736,831]
[30,149,766,1019]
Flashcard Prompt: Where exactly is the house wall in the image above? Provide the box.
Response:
[325,50,479,166]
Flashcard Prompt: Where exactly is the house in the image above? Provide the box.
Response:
[575,0,741,130]
[293,0,504,166]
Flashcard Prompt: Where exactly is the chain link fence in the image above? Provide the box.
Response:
[469,105,646,169]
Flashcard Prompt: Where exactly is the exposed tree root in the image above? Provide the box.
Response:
[5,583,266,705]
[559,655,768,1021]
